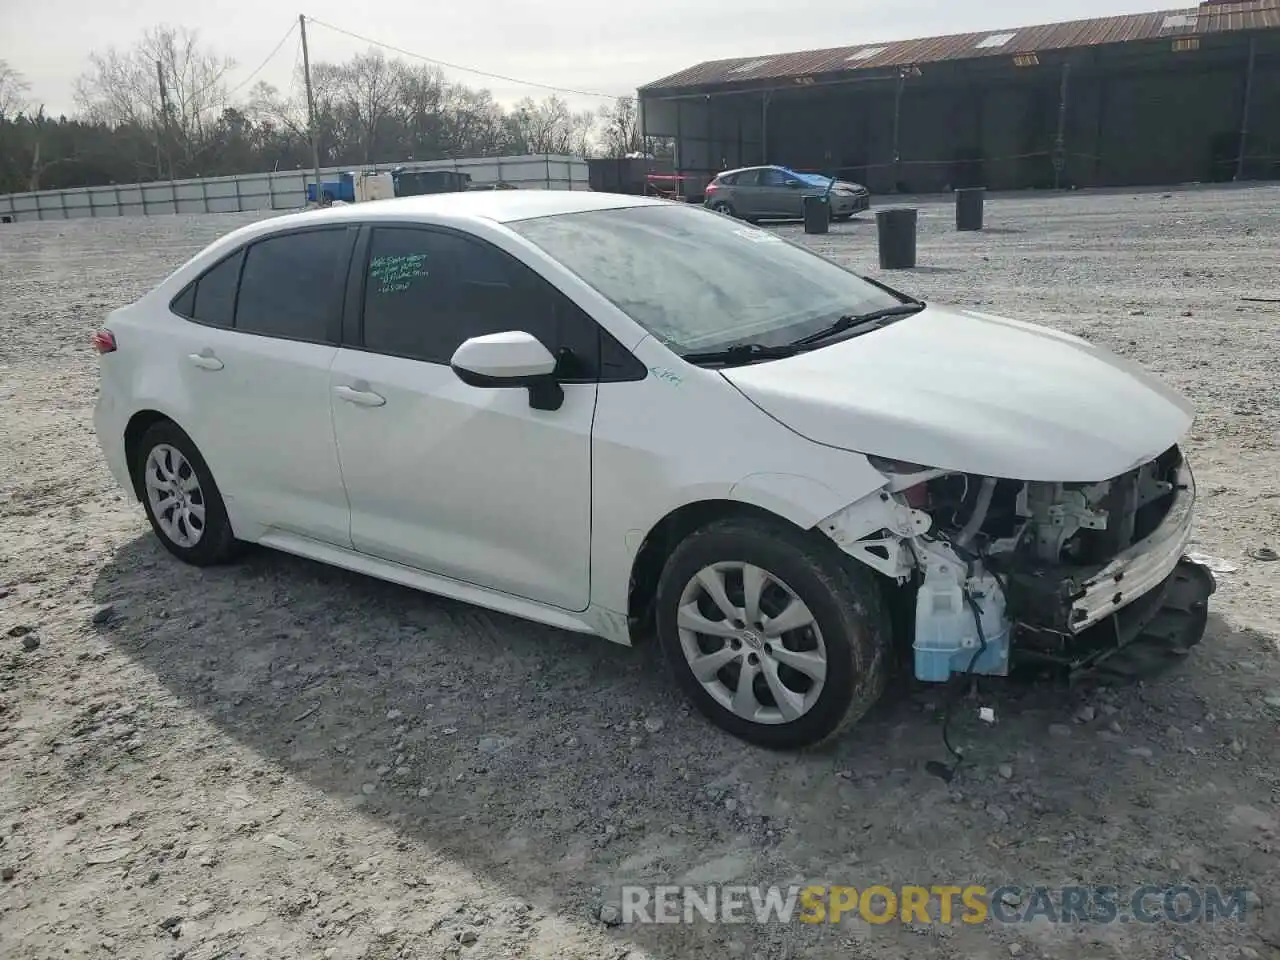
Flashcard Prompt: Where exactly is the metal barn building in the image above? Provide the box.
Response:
[637,0,1280,197]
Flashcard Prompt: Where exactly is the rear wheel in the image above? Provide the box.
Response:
[655,518,890,749]
[134,421,240,566]
[710,200,737,218]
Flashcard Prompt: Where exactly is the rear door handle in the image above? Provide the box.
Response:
[187,350,224,371]
[334,384,386,407]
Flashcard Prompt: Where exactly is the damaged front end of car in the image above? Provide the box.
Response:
[820,444,1216,682]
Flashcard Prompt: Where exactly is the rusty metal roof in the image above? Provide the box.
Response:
[640,0,1280,93]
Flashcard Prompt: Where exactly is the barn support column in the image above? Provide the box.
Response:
[1236,36,1257,181]
[674,100,683,196]
[891,67,906,190]
[736,105,743,168]
[706,94,715,174]
[761,91,770,162]
[1093,76,1106,185]
[1053,61,1072,190]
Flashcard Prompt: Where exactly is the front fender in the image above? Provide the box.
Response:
[728,471,864,529]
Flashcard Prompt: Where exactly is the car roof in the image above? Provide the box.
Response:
[267,190,664,231]
[167,190,682,285]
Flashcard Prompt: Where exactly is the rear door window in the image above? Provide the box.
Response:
[235,228,350,343]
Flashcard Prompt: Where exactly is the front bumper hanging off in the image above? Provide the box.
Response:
[1070,460,1198,632]
[1008,461,1216,672]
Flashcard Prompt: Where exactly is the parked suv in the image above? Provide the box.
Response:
[93,191,1212,750]
[705,165,871,222]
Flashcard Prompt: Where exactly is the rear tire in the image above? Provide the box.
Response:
[655,517,890,749]
[710,200,737,218]
[134,421,241,567]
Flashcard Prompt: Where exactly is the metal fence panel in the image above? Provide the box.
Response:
[0,154,592,222]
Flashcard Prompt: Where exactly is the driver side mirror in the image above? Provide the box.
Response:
[450,331,564,411]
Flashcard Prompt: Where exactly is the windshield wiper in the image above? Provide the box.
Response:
[681,342,801,367]
[789,302,926,347]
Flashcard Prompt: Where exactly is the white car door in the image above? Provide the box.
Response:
[329,224,603,611]
[169,225,355,546]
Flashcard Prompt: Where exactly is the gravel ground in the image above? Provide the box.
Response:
[1,186,1278,960]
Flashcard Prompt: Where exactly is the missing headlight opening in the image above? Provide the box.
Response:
[824,443,1216,687]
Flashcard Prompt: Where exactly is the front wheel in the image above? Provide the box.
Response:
[655,518,890,749]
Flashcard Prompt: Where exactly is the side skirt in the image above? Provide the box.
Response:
[256,531,632,645]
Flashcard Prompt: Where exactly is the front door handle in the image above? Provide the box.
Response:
[187,350,224,371]
[334,384,386,407]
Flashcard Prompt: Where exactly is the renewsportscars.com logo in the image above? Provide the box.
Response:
[618,884,1254,926]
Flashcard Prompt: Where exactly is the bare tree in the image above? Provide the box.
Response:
[597,97,640,157]
[0,59,31,118]
[315,49,406,164]
[509,95,596,156]
[440,85,509,157]
[74,25,234,172]
[246,79,308,139]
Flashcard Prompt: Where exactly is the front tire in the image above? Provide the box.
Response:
[134,421,240,566]
[655,518,890,749]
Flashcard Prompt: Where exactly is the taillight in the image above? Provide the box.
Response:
[706,181,719,192]
[91,329,117,354]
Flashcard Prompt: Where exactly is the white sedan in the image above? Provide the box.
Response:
[92,191,1215,748]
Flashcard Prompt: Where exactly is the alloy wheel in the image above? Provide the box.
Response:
[143,443,206,548]
[676,562,828,725]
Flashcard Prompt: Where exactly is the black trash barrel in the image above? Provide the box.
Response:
[803,195,829,235]
[955,187,985,231]
[876,208,917,269]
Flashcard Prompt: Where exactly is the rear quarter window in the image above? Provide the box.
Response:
[170,249,244,328]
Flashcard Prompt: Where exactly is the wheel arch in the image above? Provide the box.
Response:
[123,409,188,500]
[627,500,790,636]
[625,472,901,643]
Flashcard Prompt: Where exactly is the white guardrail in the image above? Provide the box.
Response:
[0,154,590,223]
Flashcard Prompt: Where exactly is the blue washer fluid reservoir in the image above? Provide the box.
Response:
[913,574,1011,682]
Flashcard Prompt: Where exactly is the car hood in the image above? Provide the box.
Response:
[789,173,865,192]
[720,304,1195,482]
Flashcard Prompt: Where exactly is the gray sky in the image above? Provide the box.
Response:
[3,0,1184,116]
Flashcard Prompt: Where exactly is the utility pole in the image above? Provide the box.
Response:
[299,14,324,204]
[155,59,173,180]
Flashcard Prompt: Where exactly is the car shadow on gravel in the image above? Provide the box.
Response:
[90,533,1273,957]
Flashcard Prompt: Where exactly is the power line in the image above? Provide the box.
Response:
[176,19,298,108]
[304,15,634,102]
[225,20,299,97]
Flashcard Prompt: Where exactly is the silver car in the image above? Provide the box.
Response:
[704,165,871,222]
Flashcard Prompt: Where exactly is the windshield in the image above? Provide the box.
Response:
[508,204,906,355]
